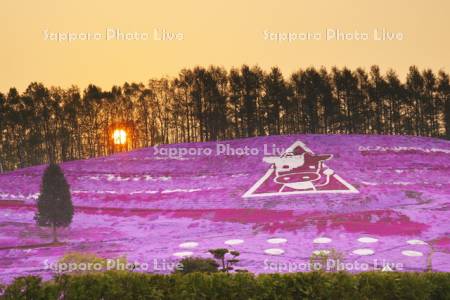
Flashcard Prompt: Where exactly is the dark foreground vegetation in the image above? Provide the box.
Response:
[1,65,449,171]
[1,271,449,300]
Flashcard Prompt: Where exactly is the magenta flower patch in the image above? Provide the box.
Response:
[0,134,449,282]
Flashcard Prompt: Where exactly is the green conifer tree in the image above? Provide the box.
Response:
[35,164,73,243]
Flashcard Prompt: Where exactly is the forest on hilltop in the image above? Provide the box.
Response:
[0,65,449,172]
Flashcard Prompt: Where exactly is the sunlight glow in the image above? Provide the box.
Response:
[113,129,127,145]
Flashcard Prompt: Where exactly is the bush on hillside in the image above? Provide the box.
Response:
[54,252,130,275]
[173,257,219,274]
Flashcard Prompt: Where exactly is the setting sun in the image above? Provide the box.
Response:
[112,129,127,145]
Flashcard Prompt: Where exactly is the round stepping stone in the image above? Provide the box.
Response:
[406,239,428,245]
[264,248,285,255]
[352,248,374,256]
[173,251,193,258]
[358,237,378,243]
[267,238,287,244]
[179,242,199,249]
[402,250,423,257]
[313,237,332,244]
[224,239,244,246]
[312,250,330,255]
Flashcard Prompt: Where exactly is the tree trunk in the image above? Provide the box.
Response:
[52,223,58,243]
[445,98,450,139]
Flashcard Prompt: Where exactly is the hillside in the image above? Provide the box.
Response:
[0,134,449,281]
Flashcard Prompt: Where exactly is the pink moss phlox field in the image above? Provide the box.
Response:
[0,134,449,282]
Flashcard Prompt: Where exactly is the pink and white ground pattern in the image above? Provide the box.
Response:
[0,134,449,282]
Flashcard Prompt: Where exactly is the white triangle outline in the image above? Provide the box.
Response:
[242,140,359,198]
[382,265,394,272]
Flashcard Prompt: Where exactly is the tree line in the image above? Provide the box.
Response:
[0,65,449,172]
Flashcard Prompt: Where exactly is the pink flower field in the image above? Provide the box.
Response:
[0,134,449,282]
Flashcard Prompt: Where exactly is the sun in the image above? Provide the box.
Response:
[113,129,127,145]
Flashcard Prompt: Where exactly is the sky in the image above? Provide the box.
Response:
[1,0,449,93]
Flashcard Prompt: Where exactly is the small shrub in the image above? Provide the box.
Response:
[174,257,219,274]
[309,248,345,272]
[56,252,129,275]
[208,248,242,272]
[2,276,45,300]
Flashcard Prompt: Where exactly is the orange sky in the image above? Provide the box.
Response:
[1,0,449,93]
